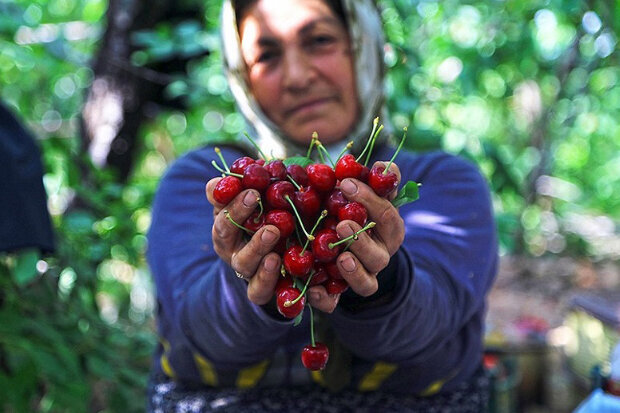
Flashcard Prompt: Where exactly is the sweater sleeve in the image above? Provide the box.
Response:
[147,147,295,374]
[329,151,498,370]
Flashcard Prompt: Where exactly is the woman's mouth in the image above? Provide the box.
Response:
[287,97,334,117]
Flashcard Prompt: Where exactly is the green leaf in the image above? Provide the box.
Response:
[283,156,313,168]
[13,249,39,286]
[391,181,421,208]
[87,355,115,379]
[293,278,305,290]
[293,311,303,327]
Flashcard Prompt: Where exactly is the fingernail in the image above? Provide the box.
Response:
[264,255,278,272]
[261,228,277,243]
[310,292,321,302]
[341,256,356,272]
[243,191,257,207]
[340,179,357,195]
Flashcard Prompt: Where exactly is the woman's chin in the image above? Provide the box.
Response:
[285,126,349,147]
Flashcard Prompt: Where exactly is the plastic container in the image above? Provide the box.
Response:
[485,350,521,413]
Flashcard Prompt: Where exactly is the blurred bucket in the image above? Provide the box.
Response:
[563,290,620,390]
[485,350,521,413]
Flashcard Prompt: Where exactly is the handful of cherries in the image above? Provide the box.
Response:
[211,119,419,371]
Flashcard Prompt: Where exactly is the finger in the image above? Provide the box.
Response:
[306,286,340,313]
[338,177,404,256]
[246,253,281,305]
[336,220,390,275]
[337,251,379,297]
[212,189,260,260]
[206,177,223,212]
[231,225,280,278]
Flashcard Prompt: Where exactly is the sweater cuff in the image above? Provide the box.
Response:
[180,266,294,354]
[336,247,414,316]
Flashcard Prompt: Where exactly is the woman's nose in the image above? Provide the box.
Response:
[282,49,316,91]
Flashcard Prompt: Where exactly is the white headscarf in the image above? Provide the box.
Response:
[220,0,391,159]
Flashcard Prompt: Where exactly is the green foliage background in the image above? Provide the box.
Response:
[0,0,618,411]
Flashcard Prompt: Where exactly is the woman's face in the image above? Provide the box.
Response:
[238,0,359,145]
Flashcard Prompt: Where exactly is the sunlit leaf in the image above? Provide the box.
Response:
[283,156,313,167]
[391,181,421,208]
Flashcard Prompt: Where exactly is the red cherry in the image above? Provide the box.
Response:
[324,261,342,280]
[335,154,364,181]
[256,159,265,166]
[312,229,341,263]
[322,216,338,231]
[265,210,295,239]
[301,342,329,370]
[273,238,289,255]
[213,176,242,205]
[230,156,255,175]
[242,164,271,192]
[265,160,287,181]
[338,201,368,227]
[325,278,349,294]
[360,166,370,183]
[266,181,295,210]
[325,189,348,217]
[286,164,309,187]
[368,164,398,197]
[306,164,336,193]
[276,287,305,318]
[293,187,321,218]
[283,245,314,278]
[307,263,329,285]
[275,276,294,291]
[243,210,265,233]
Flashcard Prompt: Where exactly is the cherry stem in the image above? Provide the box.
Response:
[306,133,317,158]
[357,117,379,164]
[255,198,264,219]
[294,226,304,247]
[284,271,315,307]
[328,222,376,249]
[343,238,355,252]
[214,147,230,172]
[310,210,328,235]
[302,210,328,254]
[383,127,408,175]
[243,132,270,161]
[285,195,315,241]
[309,133,327,164]
[309,305,316,347]
[212,161,243,178]
[364,124,384,167]
[287,174,302,191]
[224,210,255,235]
[281,265,286,277]
[316,142,335,167]
[335,141,354,164]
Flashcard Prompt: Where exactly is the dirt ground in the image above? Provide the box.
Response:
[485,255,620,412]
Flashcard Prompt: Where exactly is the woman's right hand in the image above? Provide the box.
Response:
[206,177,283,305]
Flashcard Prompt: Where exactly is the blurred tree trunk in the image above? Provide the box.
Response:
[79,0,205,182]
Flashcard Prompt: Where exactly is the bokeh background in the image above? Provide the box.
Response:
[0,0,618,411]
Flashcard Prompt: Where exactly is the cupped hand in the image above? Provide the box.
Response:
[206,177,282,305]
[332,161,405,297]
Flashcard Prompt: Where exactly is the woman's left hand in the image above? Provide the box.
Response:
[332,162,404,297]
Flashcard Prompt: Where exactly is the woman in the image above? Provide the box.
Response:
[146,0,498,411]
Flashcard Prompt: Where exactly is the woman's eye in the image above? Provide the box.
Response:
[311,35,335,46]
[256,50,278,64]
